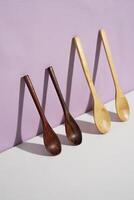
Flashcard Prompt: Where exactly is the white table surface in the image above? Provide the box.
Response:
[0,91,134,200]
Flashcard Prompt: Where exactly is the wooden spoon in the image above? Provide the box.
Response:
[48,66,82,145]
[100,29,130,121]
[74,36,111,134]
[23,75,61,155]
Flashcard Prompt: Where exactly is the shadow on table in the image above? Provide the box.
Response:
[89,110,120,122]
[17,133,75,157]
[76,119,100,135]
[39,133,74,146]
[109,111,120,122]
[17,142,52,156]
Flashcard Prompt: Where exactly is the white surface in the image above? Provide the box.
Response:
[0,91,134,200]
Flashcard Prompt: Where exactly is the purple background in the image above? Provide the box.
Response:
[0,0,134,152]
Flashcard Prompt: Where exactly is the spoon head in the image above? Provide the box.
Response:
[94,103,111,134]
[47,141,61,156]
[116,95,130,121]
[43,125,61,156]
[65,114,82,145]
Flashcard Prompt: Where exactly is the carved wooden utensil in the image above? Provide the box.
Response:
[23,75,61,155]
[74,36,111,134]
[48,66,82,145]
[100,29,130,121]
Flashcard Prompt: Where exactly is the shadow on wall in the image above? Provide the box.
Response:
[64,33,101,134]
[65,32,102,112]
[14,69,50,156]
[37,69,49,134]
[14,32,119,156]
[14,77,25,146]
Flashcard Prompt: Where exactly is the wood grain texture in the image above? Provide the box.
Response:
[23,75,61,155]
[48,66,82,145]
[74,36,111,133]
[100,29,130,121]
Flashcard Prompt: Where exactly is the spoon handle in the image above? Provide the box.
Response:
[23,75,48,127]
[23,75,61,155]
[48,66,69,115]
[100,29,122,94]
[73,36,99,100]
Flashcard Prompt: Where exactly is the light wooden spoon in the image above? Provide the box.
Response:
[100,29,130,121]
[74,36,111,134]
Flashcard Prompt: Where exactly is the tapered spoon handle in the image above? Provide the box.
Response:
[23,75,47,126]
[73,36,98,100]
[100,30,121,92]
[48,66,68,115]
[23,75,62,155]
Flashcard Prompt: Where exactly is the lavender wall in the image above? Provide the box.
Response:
[0,0,134,152]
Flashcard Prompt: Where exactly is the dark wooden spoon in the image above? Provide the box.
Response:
[23,75,61,156]
[48,66,82,145]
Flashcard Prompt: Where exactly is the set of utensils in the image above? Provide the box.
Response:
[24,67,82,155]
[23,29,130,156]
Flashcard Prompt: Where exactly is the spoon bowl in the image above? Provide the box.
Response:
[65,114,82,145]
[43,124,62,155]
[94,101,111,134]
[116,94,130,121]
[100,29,130,122]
